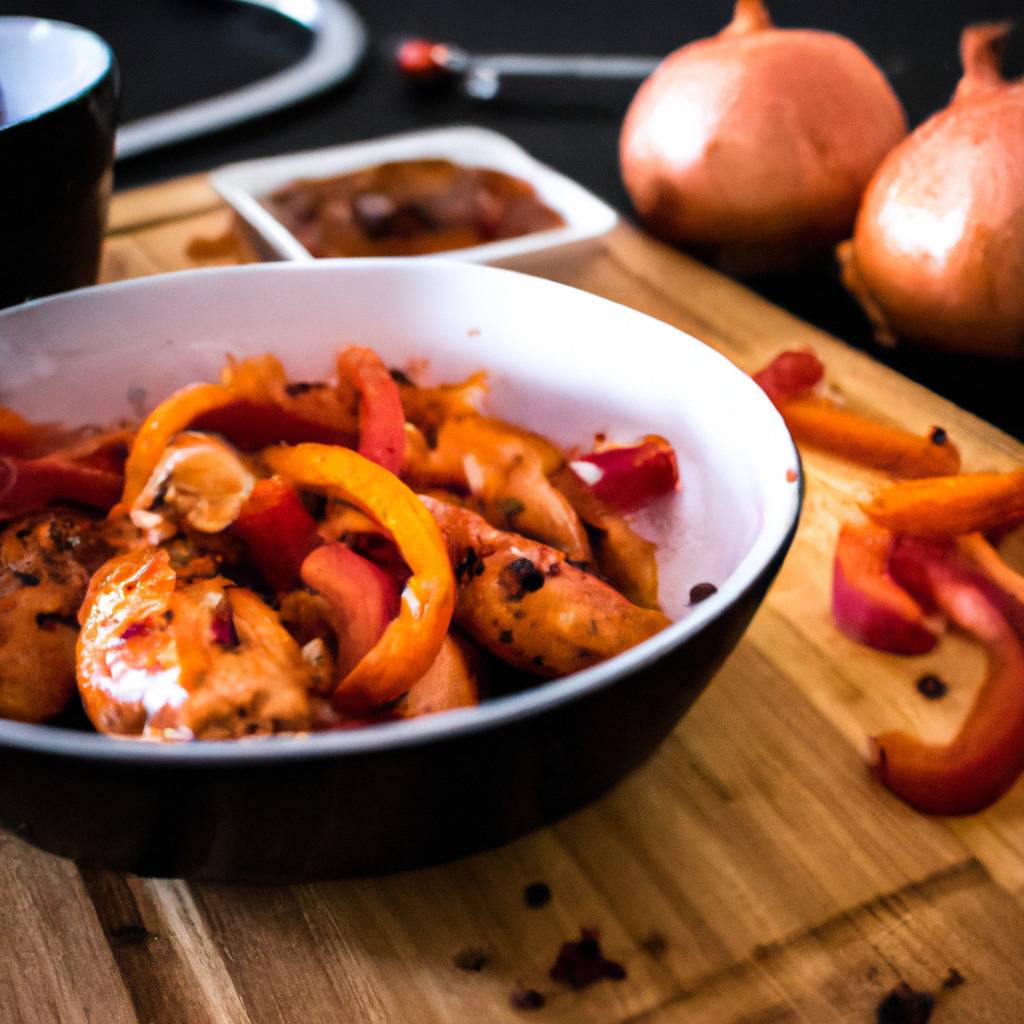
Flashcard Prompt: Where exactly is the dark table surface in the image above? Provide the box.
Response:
[6,0,1023,440]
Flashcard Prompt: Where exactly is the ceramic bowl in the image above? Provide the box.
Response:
[0,260,800,878]
[0,17,119,308]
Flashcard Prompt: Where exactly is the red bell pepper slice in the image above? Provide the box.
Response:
[300,541,401,681]
[233,477,322,592]
[872,538,1024,814]
[337,346,406,474]
[832,522,941,655]
[753,349,825,405]
[0,455,122,520]
[190,398,354,452]
[569,436,679,514]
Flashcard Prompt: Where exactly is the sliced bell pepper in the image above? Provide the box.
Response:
[0,454,123,520]
[263,443,455,709]
[753,349,825,405]
[300,541,401,680]
[190,398,354,452]
[121,383,241,507]
[778,395,961,478]
[121,382,355,508]
[0,407,72,457]
[337,346,406,474]
[233,477,322,592]
[832,522,941,655]
[863,471,1024,537]
[872,539,1024,814]
[568,436,680,514]
[957,533,1024,611]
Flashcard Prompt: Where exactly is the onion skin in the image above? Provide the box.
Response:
[619,0,907,274]
[841,22,1024,356]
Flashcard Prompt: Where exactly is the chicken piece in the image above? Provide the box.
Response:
[0,507,152,723]
[552,466,661,610]
[397,370,489,434]
[221,352,358,438]
[405,416,592,565]
[130,431,256,544]
[419,496,670,677]
[77,547,312,740]
[0,509,97,721]
[393,633,481,718]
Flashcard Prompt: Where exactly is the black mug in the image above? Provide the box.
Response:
[0,17,119,308]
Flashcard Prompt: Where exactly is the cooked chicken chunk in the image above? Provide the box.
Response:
[419,496,670,677]
[0,509,99,721]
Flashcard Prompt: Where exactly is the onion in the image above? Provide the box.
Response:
[840,23,1024,356]
[619,0,906,274]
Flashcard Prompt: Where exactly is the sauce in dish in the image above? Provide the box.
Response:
[264,159,565,257]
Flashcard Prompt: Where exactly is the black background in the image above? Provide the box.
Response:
[5,1,1023,439]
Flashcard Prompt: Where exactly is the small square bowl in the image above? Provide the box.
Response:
[210,125,619,264]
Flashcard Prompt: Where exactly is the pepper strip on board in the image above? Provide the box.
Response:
[870,537,1024,814]
[832,521,940,655]
[862,471,1024,537]
[753,350,960,478]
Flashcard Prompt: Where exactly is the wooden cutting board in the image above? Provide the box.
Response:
[4,177,1024,1024]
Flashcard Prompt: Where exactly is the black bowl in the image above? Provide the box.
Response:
[0,17,119,308]
[0,261,802,879]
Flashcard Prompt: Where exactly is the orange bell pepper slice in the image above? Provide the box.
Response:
[872,537,1024,814]
[337,346,406,474]
[862,471,1024,537]
[778,395,961,478]
[121,383,240,507]
[121,383,357,508]
[264,443,455,709]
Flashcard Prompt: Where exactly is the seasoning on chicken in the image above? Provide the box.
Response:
[0,508,132,722]
[420,496,669,677]
[76,547,312,740]
[406,415,592,564]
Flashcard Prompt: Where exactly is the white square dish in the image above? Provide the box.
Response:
[210,125,619,264]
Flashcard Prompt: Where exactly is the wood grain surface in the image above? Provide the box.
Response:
[2,180,1023,1023]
